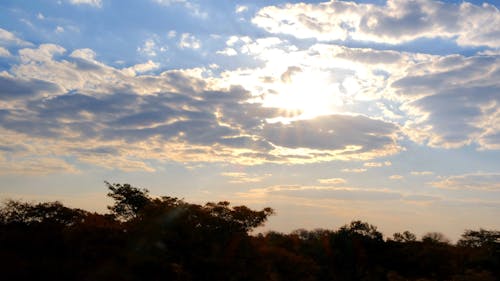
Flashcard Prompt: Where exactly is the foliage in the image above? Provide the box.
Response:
[0,200,87,226]
[457,229,500,248]
[422,232,451,244]
[1,182,499,281]
[391,231,417,242]
[106,181,151,221]
[339,220,383,241]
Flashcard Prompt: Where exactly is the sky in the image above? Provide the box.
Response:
[1,0,500,241]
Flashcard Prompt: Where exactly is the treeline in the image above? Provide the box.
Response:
[1,182,499,281]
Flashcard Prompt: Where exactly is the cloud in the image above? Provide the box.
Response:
[244,185,403,201]
[70,48,97,61]
[389,175,404,180]
[167,30,177,38]
[0,47,11,57]
[0,41,410,172]
[341,168,367,173]
[0,28,33,47]
[235,5,248,14]
[55,26,65,33]
[364,161,391,167]
[280,66,302,83]
[122,60,160,76]
[19,43,66,63]
[317,178,346,185]
[402,194,441,203]
[0,73,61,100]
[0,155,79,175]
[137,38,167,57]
[240,184,444,209]
[262,114,401,158]
[154,0,185,4]
[431,173,500,190]
[393,54,500,149]
[221,172,267,184]
[216,48,238,56]
[153,0,207,18]
[411,171,434,176]
[68,0,102,8]
[178,33,201,49]
[252,0,500,48]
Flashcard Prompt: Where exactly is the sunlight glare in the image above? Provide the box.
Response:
[263,70,344,119]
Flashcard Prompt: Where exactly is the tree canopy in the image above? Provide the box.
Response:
[0,182,499,281]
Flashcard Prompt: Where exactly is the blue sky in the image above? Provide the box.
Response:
[1,0,500,240]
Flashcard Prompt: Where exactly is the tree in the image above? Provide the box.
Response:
[422,232,450,244]
[391,231,417,242]
[106,181,151,221]
[339,220,383,241]
[0,199,86,226]
[457,229,500,248]
[204,201,274,233]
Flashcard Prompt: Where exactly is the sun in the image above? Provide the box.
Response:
[262,70,344,119]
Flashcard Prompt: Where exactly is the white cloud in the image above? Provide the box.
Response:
[137,38,167,57]
[69,0,102,8]
[122,60,160,76]
[235,5,248,14]
[0,47,11,57]
[167,30,177,38]
[0,42,410,173]
[243,185,403,201]
[389,175,404,180]
[55,26,65,33]
[318,178,346,185]
[153,0,185,5]
[411,171,434,176]
[341,168,367,173]
[431,173,500,190]
[0,156,79,175]
[70,48,97,60]
[392,54,500,149]
[178,33,201,49]
[364,162,382,167]
[19,43,66,63]
[0,28,33,47]
[252,0,500,48]
[216,47,237,56]
[364,161,391,167]
[221,172,268,184]
[153,0,207,18]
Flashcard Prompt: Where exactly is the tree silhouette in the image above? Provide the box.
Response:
[0,199,86,226]
[458,229,500,248]
[391,231,417,242]
[1,183,500,281]
[106,181,151,221]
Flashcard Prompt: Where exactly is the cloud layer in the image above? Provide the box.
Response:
[0,41,403,173]
[253,0,500,47]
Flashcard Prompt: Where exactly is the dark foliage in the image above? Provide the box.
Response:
[1,182,499,281]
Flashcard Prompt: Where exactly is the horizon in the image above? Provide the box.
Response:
[1,0,500,242]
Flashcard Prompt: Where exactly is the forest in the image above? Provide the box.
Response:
[1,182,499,281]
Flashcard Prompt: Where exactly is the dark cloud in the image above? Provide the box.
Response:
[69,57,106,72]
[263,114,398,151]
[280,66,302,83]
[0,76,61,100]
[393,55,500,148]
[359,1,439,38]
